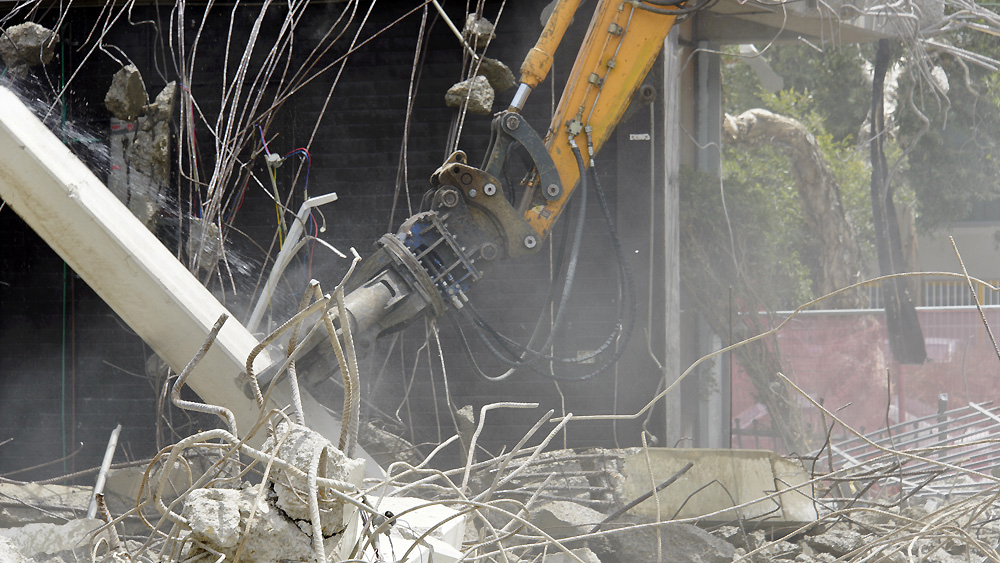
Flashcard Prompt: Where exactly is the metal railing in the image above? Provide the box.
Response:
[866,279,1000,309]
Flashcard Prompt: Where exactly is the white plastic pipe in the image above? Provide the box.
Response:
[246,192,341,334]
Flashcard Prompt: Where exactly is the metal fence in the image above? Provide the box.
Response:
[865,279,1000,308]
[732,305,1000,460]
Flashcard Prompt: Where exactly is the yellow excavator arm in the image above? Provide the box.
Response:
[318,0,682,346]
[528,0,678,240]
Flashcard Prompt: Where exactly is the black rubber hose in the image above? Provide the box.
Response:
[465,144,637,381]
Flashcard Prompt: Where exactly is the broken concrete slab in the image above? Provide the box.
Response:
[105,64,148,122]
[0,517,113,561]
[0,483,91,526]
[445,75,494,115]
[0,22,58,76]
[620,448,817,527]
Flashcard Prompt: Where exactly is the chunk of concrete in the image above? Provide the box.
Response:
[748,531,802,560]
[0,536,29,563]
[445,75,494,115]
[147,81,177,122]
[125,83,175,180]
[531,500,606,539]
[803,526,864,558]
[262,420,365,536]
[711,525,748,549]
[462,14,495,50]
[186,217,224,273]
[183,488,243,549]
[794,553,838,563]
[476,57,516,92]
[105,64,148,121]
[0,518,112,560]
[107,81,177,228]
[0,23,58,75]
[182,484,315,563]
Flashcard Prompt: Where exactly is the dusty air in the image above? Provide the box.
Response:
[2,0,1000,562]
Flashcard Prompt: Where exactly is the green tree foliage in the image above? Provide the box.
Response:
[724,36,1000,234]
[725,45,873,143]
[717,52,879,306]
[896,34,1000,230]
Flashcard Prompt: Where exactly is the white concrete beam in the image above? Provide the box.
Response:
[0,87,380,474]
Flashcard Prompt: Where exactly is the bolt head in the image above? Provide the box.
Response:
[440,188,460,207]
[468,189,477,198]
[483,183,497,196]
[480,242,499,260]
[505,114,520,130]
[545,184,560,198]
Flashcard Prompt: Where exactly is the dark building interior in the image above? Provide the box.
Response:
[0,1,671,478]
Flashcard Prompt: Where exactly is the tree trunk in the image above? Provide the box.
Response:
[723,108,866,308]
[870,39,927,365]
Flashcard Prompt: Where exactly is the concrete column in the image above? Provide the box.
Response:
[662,29,682,448]
[693,40,729,448]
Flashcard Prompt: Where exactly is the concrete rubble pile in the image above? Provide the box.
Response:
[5,427,1000,562]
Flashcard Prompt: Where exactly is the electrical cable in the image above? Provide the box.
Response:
[457,141,589,376]
[448,189,577,380]
[470,163,636,380]
[282,147,314,278]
